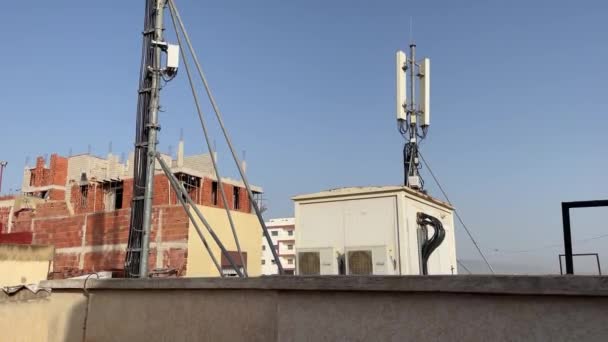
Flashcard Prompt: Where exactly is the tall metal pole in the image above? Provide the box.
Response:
[0,161,7,194]
[125,0,165,278]
[404,43,421,187]
[139,0,165,277]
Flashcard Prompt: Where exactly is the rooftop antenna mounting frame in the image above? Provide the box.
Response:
[395,34,430,191]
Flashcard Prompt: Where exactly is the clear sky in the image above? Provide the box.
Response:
[1,0,607,273]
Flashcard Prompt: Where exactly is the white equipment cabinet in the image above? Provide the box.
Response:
[293,186,457,275]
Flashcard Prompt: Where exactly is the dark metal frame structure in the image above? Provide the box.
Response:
[561,200,608,274]
[558,253,602,275]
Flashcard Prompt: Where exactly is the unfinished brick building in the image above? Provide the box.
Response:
[0,140,263,279]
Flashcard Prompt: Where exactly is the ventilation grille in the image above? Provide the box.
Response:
[298,252,320,275]
[348,250,373,275]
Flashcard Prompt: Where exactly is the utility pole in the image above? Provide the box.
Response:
[125,0,165,278]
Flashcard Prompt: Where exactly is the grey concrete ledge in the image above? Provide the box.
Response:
[40,275,608,297]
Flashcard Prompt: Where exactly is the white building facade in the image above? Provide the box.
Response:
[293,186,457,276]
[261,217,296,275]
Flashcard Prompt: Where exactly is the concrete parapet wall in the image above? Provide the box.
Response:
[3,275,608,341]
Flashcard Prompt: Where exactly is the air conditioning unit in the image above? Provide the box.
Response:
[345,246,388,275]
[297,247,336,275]
[347,250,373,275]
[298,252,320,275]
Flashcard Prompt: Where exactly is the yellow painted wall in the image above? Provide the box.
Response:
[186,205,262,277]
[0,292,87,342]
[0,244,54,286]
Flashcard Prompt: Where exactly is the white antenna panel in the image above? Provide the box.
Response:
[420,58,430,126]
[395,50,407,121]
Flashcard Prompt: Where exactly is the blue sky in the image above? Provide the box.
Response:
[1,0,607,273]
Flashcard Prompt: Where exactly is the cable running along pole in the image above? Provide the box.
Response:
[167,0,284,274]
[167,6,247,276]
[125,0,165,278]
[418,152,495,274]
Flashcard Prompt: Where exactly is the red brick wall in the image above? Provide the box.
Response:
[48,189,65,201]
[238,187,250,213]
[85,209,131,246]
[158,206,189,242]
[49,154,68,186]
[17,203,191,278]
[53,253,79,271]
[33,216,84,248]
[152,174,171,206]
[199,177,251,213]
[12,210,33,233]
[67,173,213,214]
[201,178,214,207]
[122,178,133,209]
[0,206,11,233]
[0,232,33,244]
[28,155,67,187]
[35,201,70,217]
[70,183,106,214]
[120,175,176,210]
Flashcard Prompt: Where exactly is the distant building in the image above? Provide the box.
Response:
[293,186,457,276]
[261,217,295,275]
[0,140,264,280]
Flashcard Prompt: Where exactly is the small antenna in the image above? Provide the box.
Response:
[87,144,92,155]
[109,141,113,154]
[68,148,73,157]
[179,128,184,141]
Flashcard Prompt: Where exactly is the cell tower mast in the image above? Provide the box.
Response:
[395,42,430,190]
[125,0,167,278]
